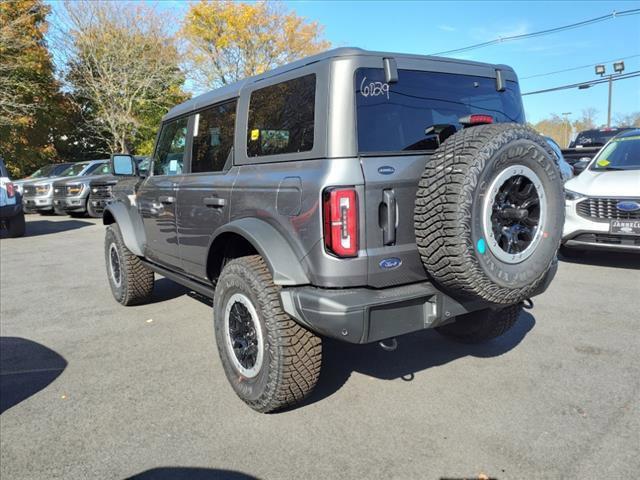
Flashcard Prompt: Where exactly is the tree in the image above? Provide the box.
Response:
[180,1,331,92]
[614,112,640,127]
[0,0,61,177]
[57,0,188,154]
[531,114,567,147]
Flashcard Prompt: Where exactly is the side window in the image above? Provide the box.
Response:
[191,100,236,173]
[247,74,315,157]
[153,117,189,176]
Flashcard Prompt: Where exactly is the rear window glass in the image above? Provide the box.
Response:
[247,74,315,157]
[355,68,524,153]
[571,129,630,148]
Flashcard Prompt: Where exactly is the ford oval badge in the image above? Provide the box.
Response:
[616,201,640,212]
[379,257,402,269]
[378,166,395,175]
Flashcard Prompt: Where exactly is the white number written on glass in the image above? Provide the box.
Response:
[360,77,390,99]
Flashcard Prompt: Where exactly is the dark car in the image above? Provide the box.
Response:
[0,156,25,237]
[101,48,564,412]
[562,127,634,167]
[87,157,149,218]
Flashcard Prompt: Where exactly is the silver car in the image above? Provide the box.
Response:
[563,129,640,252]
[22,160,108,214]
[52,160,111,216]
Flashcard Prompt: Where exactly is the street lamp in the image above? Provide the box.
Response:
[593,62,625,127]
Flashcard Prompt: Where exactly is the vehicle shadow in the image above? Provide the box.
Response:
[149,278,192,304]
[127,467,260,479]
[145,278,213,306]
[1,219,95,238]
[0,337,67,414]
[297,311,536,409]
[559,250,640,270]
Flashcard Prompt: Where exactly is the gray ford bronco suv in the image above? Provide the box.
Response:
[103,48,564,412]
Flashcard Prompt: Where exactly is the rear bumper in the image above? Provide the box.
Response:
[0,203,22,219]
[280,282,487,344]
[281,262,557,344]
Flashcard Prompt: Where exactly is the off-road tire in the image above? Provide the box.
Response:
[104,224,154,306]
[436,303,522,343]
[414,124,564,304]
[7,212,25,238]
[213,255,322,413]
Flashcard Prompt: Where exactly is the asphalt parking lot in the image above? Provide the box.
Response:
[1,215,639,480]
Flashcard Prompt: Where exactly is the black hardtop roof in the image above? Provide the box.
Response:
[614,128,640,138]
[163,47,516,122]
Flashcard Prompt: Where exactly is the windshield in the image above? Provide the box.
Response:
[355,68,525,153]
[60,162,89,177]
[591,135,640,171]
[86,162,111,175]
[136,157,150,174]
[51,163,72,176]
[29,165,55,178]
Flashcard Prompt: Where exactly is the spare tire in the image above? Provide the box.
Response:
[414,123,564,304]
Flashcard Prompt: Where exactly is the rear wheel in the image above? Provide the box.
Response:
[7,212,25,238]
[436,304,522,343]
[104,224,154,305]
[213,255,322,413]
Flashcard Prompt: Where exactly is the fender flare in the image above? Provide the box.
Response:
[211,218,310,286]
[102,202,146,257]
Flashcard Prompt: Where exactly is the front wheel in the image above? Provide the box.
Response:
[104,224,154,305]
[87,198,101,218]
[436,304,522,344]
[213,255,322,413]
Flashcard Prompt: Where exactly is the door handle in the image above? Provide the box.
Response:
[380,189,396,246]
[158,195,175,204]
[203,196,226,208]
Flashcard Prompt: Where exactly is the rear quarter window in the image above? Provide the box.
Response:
[247,74,315,157]
[355,68,524,154]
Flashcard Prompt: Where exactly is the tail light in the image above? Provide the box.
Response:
[459,114,494,126]
[6,183,15,198]
[323,187,358,257]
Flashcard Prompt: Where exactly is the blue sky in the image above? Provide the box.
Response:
[285,0,640,125]
[49,0,640,126]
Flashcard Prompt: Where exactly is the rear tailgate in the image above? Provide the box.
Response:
[355,67,525,288]
[361,155,429,288]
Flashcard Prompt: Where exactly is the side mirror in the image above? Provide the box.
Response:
[111,154,138,176]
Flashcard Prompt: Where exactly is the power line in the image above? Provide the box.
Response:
[520,54,640,80]
[522,71,640,96]
[430,9,640,56]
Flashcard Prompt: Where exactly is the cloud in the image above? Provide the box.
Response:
[437,24,456,32]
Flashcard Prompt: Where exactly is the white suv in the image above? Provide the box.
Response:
[0,156,25,237]
[563,129,640,252]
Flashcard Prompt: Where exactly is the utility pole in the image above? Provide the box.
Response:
[607,75,613,128]
[562,112,572,147]
[595,61,625,128]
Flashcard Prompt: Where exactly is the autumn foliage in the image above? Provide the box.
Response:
[180,0,331,91]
